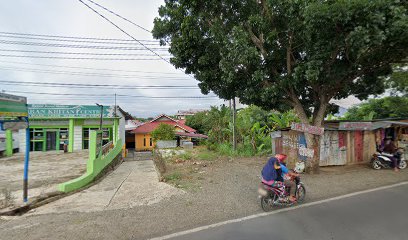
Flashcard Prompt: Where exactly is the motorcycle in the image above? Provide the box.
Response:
[258,175,306,212]
[370,148,407,170]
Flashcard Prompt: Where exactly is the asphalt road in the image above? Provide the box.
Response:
[165,184,408,240]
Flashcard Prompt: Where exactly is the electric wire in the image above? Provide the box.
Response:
[0,80,199,89]
[5,90,217,99]
[0,39,169,51]
[0,60,184,75]
[0,66,190,80]
[77,0,170,64]
[0,54,167,61]
[0,49,171,57]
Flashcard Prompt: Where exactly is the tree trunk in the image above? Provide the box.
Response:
[304,133,321,174]
[291,97,328,174]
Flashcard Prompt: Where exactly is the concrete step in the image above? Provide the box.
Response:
[125,151,152,161]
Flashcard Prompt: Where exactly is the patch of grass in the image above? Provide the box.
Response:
[196,151,218,161]
[179,151,193,161]
[164,172,182,182]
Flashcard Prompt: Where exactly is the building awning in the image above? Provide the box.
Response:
[175,132,208,139]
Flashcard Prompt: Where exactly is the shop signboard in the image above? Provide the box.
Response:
[339,122,372,130]
[339,121,391,131]
[0,93,28,117]
[2,122,28,131]
[28,104,115,118]
[291,122,324,136]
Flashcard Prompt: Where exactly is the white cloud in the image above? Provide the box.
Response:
[0,0,222,118]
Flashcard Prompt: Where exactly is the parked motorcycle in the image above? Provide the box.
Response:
[370,148,406,170]
[258,175,306,212]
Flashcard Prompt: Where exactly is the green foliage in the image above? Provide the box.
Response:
[269,110,300,129]
[179,151,193,161]
[153,0,408,127]
[344,96,408,120]
[196,151,218,161]
[185,111,210,134]
[164,172,182,182]
[151,123,175,141]
[184,104,301,156]
[386,64,408,95]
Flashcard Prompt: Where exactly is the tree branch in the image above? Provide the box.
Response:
[246,24,278,76]
[286,31,293,75]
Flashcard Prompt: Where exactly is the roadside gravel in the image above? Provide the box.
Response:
[0,157,407,240]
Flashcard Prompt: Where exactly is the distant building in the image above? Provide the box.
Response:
[18,104,126,154]
[131,114,207,151]
[222,97,247,109]
[175,109,207,120]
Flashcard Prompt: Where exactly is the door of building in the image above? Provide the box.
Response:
[46,131,57,151]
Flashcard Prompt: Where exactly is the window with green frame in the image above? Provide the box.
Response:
[30,128,44,151]
[82,127,111,149]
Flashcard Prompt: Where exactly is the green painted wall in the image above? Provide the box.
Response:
[58,131,123,193]
[5,129,13,157]
[68,119,74,152]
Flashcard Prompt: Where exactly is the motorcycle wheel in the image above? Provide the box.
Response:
[399,160,407,170]
[296,183,306,203]
[260,192,277,212]
[371,158,382,170]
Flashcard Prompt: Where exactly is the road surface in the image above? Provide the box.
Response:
[162,184,408,240]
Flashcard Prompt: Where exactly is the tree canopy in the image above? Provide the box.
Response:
[153,0,408,172]
[343,96,408,120]
[153,0,408,127]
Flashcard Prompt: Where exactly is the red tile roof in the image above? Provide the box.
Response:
[132,114,196,134]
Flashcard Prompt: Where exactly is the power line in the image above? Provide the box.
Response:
[0,49,170,57]
[78,0,171,65]
[0,60,184,75]
[0,54,167,61]
[0,31,158,42]
[4,90,218,99]
[0,65,191,80]
[0,39,169,51]
[0,80,199,89]
[0,33,162,45]
[86,0,152,34]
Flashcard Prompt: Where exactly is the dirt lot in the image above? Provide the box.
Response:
[1,148,407,240]
[0,151,87,207]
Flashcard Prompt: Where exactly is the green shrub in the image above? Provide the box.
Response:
[179,151,193,161]
[164,172,182,182]
[151,123,175,141]
[197,151,217,161]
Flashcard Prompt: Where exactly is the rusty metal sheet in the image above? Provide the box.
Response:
[319,131,347,166]
[354,131,364,162]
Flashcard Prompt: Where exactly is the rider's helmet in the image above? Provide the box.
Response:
[275,154,287,163]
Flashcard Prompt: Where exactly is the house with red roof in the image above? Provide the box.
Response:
[132,114,207,151]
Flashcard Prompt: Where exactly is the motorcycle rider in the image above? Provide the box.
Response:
[261,154,298,202]
[383,138,400,172]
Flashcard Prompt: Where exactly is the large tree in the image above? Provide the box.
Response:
[153,0,408,173]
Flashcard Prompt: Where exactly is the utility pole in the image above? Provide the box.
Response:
[96,103,103,130]
[114,93,117,117]
[232,97,237,151]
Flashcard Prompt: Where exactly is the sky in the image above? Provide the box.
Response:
[0,0,360,118]
[0,0,225,118]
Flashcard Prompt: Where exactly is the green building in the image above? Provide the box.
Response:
[18,104,126,154]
